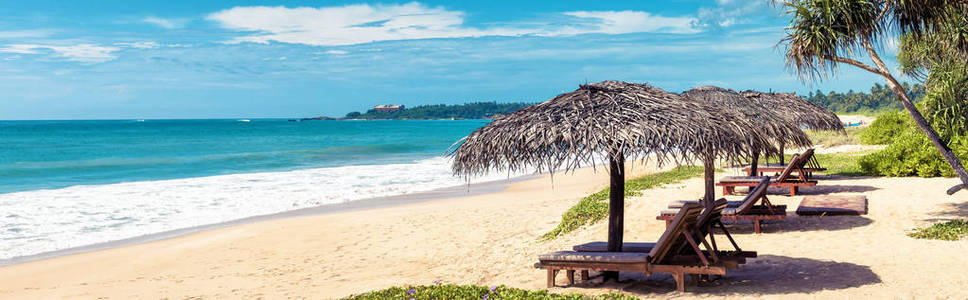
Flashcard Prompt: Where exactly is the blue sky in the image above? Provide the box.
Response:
[0,0,905,120]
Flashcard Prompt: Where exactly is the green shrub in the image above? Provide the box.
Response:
[859,111,909,145]
[908,220,968,241]
[343,284,639,300]
[540,166,704,241]
[859,129,968,177]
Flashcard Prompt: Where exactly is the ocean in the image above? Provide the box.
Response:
[0,119,505,261]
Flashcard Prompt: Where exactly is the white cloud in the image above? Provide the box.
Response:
[562,11,698,34]
[1,44,43,54]
[0,29,54,39]
[115,41,161,49]
[885,37,900,53]
[207,3,698,46]
[695,0,776,29]
[0,44,120,63]
[142,16,187,29]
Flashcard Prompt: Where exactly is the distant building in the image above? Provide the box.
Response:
[373,104,405,112]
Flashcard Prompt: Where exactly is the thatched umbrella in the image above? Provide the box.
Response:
[450,81,779,259]
[682,87,813,175]
[740,91,844,166]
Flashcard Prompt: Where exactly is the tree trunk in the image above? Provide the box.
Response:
[704,156,715,205]
[604,153,625,281]
[862,40,968,195]
[749,151,760,176]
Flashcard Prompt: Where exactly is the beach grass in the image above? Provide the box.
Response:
[342,284,638,300]
[814,151,875,176]
[777,151,874,176]
[540,165,705,241]
[806,126,866,147]
[908,220,968,241]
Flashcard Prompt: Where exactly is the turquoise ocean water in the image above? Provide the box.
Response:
[0,119,496,260]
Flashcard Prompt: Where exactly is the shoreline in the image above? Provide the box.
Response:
[0,174,535,267]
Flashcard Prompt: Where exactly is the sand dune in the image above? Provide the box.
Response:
[1,163,967,299]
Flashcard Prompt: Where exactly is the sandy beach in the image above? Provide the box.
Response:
[2,160,968,299]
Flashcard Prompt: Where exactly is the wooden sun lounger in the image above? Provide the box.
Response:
[536,203,730,292]
[742,149,826,178]
[660,178,786,234]
[717,151,817,196]
[574,199,757,262]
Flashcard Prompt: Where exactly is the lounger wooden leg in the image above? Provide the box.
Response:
[722,186,730,195]
[789,186,797,196]
[673,271,685,292]
[665,220,672,228]
[567,270,575,285]
[580,270,589,281]
[754,220,762,234]
[547,269,557,288]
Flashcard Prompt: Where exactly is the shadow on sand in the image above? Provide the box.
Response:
[795,184,879,195]
[922,201,968,222]
[811,175,879,181]
[729,184,879,197]
[720,215,873,234]
[565,255,881,296]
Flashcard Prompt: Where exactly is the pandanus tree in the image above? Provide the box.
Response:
[777,0,968,194]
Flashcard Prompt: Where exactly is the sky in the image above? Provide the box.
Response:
[0,0,908,120]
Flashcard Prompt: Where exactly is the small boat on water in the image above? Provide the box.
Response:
[238,119,251,122]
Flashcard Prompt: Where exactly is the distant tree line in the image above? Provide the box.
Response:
[345,102,533,120]
[804,83,926,114]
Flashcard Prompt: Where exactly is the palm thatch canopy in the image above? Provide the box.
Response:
[681,86,813,150]
[740,90,844,133]
[449,81,785,259]
[451,81,780,178]
[682,86,814,172]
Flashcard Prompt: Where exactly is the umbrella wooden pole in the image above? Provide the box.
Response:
[605,153,625,281]
[704,156,715,205]
[779,142,786,165]
[749,151,759,176]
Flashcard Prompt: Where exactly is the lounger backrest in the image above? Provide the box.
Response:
[799,149,815,167]
[775,153,803,182]
[803,148,822,169]
[648,203,703,264]
[735,177,771,214]
[696,198,728,236]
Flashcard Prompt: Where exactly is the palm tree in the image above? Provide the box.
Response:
[778,0,968,195]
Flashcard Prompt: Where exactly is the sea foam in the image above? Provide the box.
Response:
[0,157,518,260]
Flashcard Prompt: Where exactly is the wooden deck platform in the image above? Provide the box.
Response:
[796,195,868,216]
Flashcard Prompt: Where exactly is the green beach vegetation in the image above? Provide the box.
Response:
[540,166,705,241]
[342,284,638,300]
[856,111,968,178]
[806,127,864,148]
[813,151,874,177]
[345,102,532,120]
[908,220,968,241]
[777,0,968,195]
